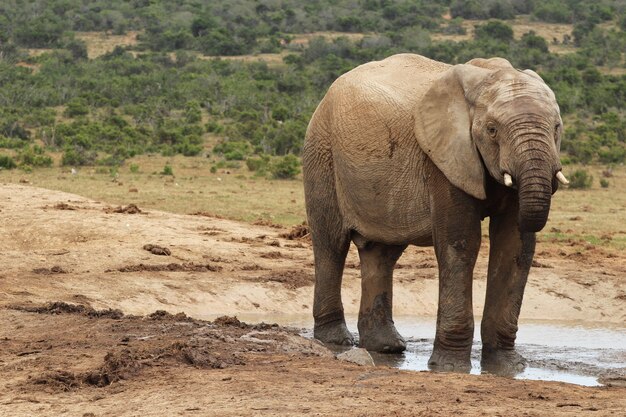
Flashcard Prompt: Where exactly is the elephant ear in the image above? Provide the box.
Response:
[414,64,491,200]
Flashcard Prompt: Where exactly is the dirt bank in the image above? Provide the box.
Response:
[0,184,625,416]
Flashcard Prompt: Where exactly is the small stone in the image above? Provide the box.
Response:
[336,348,375,366]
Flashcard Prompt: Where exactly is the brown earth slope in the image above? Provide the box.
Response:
[0,184,625,416]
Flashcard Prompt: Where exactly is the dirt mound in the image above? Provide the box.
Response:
[252,219,283,229]
[84,349,142,387]
[167,341,246,369]
[51,202,79,210]
[6,305,308,395]
[280,222,310,240]
[12,301,124,319]
[148,310,192,321]
[32,266,67,274]
[143,244,171,256]
[112,262,222,273]
[213,315,243,327]
[105,204,142,214]
[189,211,224,219]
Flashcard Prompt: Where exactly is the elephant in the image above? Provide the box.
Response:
[302,53,568,373]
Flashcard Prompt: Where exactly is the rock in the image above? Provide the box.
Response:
[336,348,375,366]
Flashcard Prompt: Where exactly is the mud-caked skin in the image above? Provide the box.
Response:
[358,293,406,353]
[303,54,564,374]
[313,313,354,346]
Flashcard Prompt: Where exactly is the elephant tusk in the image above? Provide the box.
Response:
[556,171,569,185]
[503,173,513,187]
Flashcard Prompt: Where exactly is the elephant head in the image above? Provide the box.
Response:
[414,58,566,232]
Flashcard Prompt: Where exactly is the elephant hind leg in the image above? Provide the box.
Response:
[305,166,353,345]
[310,229,352,346]
[356,240,407,353]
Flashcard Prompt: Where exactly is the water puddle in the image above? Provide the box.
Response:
[237,313,626,387]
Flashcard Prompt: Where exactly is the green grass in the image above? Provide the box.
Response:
[1,157,624,251]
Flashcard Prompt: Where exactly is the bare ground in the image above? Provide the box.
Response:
[0,184,625,416]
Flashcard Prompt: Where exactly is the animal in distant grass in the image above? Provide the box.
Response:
[303,53,566,374]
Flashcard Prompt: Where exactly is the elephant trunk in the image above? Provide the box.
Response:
[514,143,556,233]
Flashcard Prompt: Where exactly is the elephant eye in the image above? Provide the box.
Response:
[555,123,560,132]
[487,125,497,138]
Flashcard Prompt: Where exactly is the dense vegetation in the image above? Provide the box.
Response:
[0,0,625,174]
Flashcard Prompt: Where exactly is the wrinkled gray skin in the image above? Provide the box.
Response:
[302,54,563,374]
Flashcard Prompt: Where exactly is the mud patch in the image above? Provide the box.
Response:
[143,244,171,256]
[111,262,222,273]
[168,341,246,369]
[532,260,553,268]
[190,211,224,219]
[240,263,268,271]
[105,204,142,214]
[12,301,124,319]
[255,270,314,289]
[280,222,310,240]
[148,310,192,321]
[32,266,67,275]
[260,251,284,259]
[252,219,283,229]
[10,305,312,394]
[50,202,79,210]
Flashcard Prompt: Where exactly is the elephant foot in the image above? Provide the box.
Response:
[358,320,406,353]
[428,347,471,373]
[314,318,355,346]
[481,347,526,377]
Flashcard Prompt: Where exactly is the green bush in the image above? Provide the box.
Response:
[129,163,140,173]
[62,146,97,166]
[0,154,17,169]
[567,169,593,189]
[213,141,251,161]
[64,98,89,118]
[206,120,224,134]
[600,178,609,188]
[270,154,300,179]
[17,145,53,167]
[162,164,174,176]
[246,155,270,172]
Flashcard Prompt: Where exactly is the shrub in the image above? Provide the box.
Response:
[213,141,251,161]
[270,154,300,179]
[129,163,140,173]
[206,120,224,134]
[600,178,609,188]
[0,154,17,169]
[62,146,97,166]
[162,164,174,176]
[64,98,89,118]
[246,155,270,172]
[567,169,593,189]
[474,21,514,42]
[17,145,53,167]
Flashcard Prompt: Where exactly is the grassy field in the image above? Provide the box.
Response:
[1,156,624,250]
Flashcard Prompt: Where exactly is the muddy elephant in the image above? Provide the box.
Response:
[302,54,567,373]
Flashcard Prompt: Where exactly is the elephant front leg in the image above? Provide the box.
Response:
[357,242,407,353]
[480,210,535,376]
[428,186,482,372]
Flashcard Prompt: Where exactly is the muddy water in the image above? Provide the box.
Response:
[236,314,626,387]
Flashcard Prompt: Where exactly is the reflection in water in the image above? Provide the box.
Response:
[235,313,625,387]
